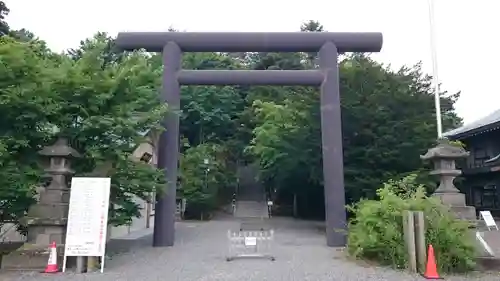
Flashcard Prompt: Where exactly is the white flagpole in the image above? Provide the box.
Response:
[428,0,443,139]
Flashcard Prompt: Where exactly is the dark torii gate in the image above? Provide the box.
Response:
[115,32,383,247]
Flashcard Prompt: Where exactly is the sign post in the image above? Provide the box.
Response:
[63,177,111,273]
[476,210,497,257]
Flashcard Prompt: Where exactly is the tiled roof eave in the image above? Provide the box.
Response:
[448,122,500,140]
[444,109,500,139]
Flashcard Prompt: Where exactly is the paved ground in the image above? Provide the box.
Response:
[0,217,496,281]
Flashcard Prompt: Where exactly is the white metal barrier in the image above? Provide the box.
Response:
[226,227,275,261]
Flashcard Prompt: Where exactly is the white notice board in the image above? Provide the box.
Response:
[63,177,111,273]
[480,211,499,230]
[244,236,257,246]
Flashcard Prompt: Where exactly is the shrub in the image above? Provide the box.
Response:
[347,174,476,273]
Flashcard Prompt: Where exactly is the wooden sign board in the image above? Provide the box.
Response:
[63,177,111,273]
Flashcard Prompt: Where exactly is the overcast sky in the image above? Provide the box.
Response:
[5,0,498,126]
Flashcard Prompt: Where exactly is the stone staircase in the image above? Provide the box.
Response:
[235,163,268,219]
[234,201,268,219]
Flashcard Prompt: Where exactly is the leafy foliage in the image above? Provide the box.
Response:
[248,53,462,217]
[0,32,167,228]
[347,174,476,273]
[179,52,246,153]
[0,1,9,36]
[0,36,59,230]
[179,143,235,218]
[174,52,245,214]
[49,34,168,226]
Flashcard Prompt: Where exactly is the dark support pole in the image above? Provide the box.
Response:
[319,42,347,247]
[153,42,182,247]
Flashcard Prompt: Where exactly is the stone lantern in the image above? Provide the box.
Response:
[1,137,80,270]
[420,139,476,220]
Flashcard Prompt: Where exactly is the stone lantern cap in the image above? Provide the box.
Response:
[420,139,469,160]
[38,137,81,158]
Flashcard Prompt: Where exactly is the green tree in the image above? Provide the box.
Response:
[0,33,168,229]
[340,55,460,201]
[0,1,9,36]
[49,34,168,226]
[0,36,59,230]
[179,52,245,147]
[0,2,37,43]
[248,49,461,218]
[172,52,247,214]
[179,143,235,219]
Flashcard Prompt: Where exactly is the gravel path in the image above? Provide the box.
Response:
[0,218,495,281]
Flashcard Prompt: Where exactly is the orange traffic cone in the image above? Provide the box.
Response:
[43,242,59,273]
[423,244,442,279]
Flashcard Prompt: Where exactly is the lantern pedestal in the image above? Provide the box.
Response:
[1,138,80,271]
[432,193,477,220]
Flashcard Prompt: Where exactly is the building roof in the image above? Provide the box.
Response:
[444,109,500,139]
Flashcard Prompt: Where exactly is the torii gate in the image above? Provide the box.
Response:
[115,31,383,248]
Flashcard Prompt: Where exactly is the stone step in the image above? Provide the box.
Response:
[234,201,268,219]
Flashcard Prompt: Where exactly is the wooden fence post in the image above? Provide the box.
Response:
[414,211,426,273]
[403,210,417,272]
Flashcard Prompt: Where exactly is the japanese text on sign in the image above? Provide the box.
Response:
[64,177,111,257]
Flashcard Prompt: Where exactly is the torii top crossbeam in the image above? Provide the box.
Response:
[115,32,383,53]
